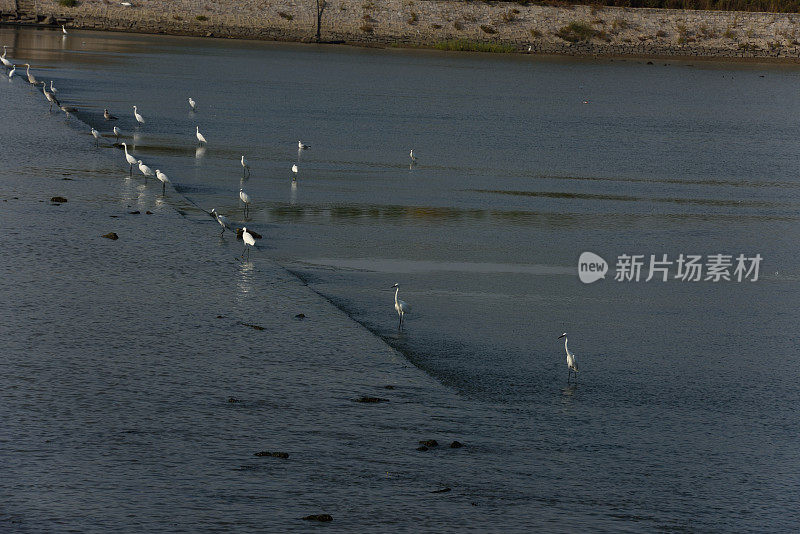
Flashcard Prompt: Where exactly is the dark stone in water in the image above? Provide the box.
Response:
[416,446,429,452]
[227,397,240,403]
[254,451,289,459]
[383,385,395,390]
[431,487,451,493]
[101,232,119,240]
[236,228,262,240]
[109,216,119,218]
[302,514,332,522]
[216,315,225,319]
[295,313,306,319]
[449,441,464,448]
[146,211,153,214]
[129,210,140,214]
[62,177,73,181]
[50,196,68,203]
[646,61,653,65]
[419,439,438,447]
[240,322,265,331]
[354,396,389,403]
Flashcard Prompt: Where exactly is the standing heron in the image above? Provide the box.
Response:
[0,46,11,68]
[137,159,154,181]
[239,188,251,215]
[241,155,250,178]
[210,208,232,235]
[558,333,579,382]
[391,283,410,329]
[104,108,117,121]
[62,24,68,35]
[25,64,37,85]
[42,82,58,111]
[241,227,255,260]
[195,126,206,145]
[91,127,100,146]
[49,80,57,94]
[133,105,145,126]
[155,169,170,194]
[121,142,137,175]
[409,149,417,163]
[8,64,15,79]
[113,126,121,141]
[188,97,197,111]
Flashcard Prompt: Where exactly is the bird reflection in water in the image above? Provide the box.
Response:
[195,146,206,159]
[236,259,255,301]
[562,383,577,397]
[290,180,297,206]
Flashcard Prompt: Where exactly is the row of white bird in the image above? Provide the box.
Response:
[4,44,578,380]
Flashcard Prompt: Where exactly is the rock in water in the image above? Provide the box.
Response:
[302,514,333,522]
[449,441,464,449]
[419,439,438,447]
[50,196,68,203]
[254,451,289,459]
[101,232,119,240]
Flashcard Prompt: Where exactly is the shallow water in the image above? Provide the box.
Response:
[2,26,799,531]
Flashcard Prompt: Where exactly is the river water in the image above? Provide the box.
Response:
[1,26,799,531]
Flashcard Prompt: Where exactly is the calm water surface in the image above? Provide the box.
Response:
[2,26,799,531]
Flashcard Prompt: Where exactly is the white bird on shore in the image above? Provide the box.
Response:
[62,24,68,35]
[409,149,417,163]
[91,127,100,146]
[113,126,121,141]
[188,97,196,111]
[195,126,206,145]
[241,227,255,260]
[558,332,579,382]
[239,188,251,214]
[391,283,410,329]
[104,108,118,121]
[1,47,13,68]
[8,64,15,78]
[155,169,170,194]
[121,142,136,175]
[137,159,154,181]
[298,140,310,150]
[210,208,232,235]
[241,155,249,178]
[49,80,57,94]
[133,105,144,126]
[25,63,37,85]
[120,1,132,6]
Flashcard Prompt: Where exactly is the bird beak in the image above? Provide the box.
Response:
[558,334,566,339]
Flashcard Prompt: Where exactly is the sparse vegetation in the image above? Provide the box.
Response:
[432,23,443,29]
[407,11,418,24]
[58,0,78,6]
[501,0,800,13]
[196,15,208,21]
[556,21,599,42]
[172,14,183,20]
[360,23,374,32]
[454,20,464,30]
[656,29,668,37]
[530,28,542,38]
[279,11,293,20]
[434,39,517,53]
[480,24,497,34]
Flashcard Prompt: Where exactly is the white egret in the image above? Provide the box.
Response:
[62,25,68,35]
[195,126,206,145]
[155,169,170,194]
[298,140,310,150]
[121,142,137,175]
[133,105,144,126]
[0,46,11,68]
[558,333,579,382]
[391,283,410,329]
[239,188,251,215]
[91,127,100,146]
[188,97,196,111]
[121,1,132,6]
[409,149,417,163]
[241,227,255,260]
[104,108,117,121]
[241,155,250,178]
[113,126,121,141]
[8,64,15,79]
[137,159,154,181]
[210,208,232,235]
[25,64,37,85]
[49,80,57,94]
